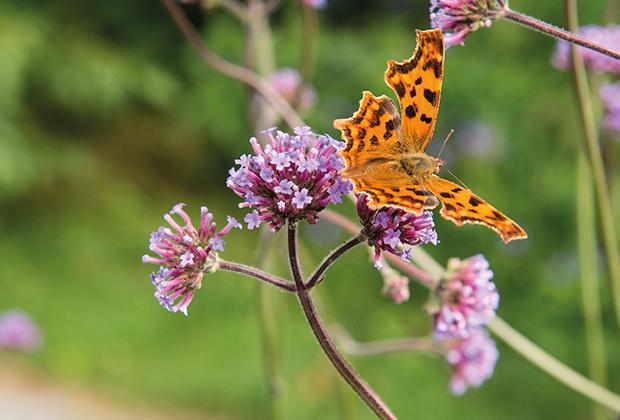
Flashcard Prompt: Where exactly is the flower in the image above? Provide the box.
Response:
[430,0,507,47]
[552,25,620,75]
[430,254,498,337]
[381,267,411,304]
[601,82,620,135]
[227,127,353,231]
[302,0,327,10]
[0,310,42,352]
[437,328,499,395]
[268,68,317,110]
[142,204,241,315]
[356,193,438,269]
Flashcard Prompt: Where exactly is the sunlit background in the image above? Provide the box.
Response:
[1,0,619,418]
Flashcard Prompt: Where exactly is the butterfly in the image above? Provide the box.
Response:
[333,29,527,243]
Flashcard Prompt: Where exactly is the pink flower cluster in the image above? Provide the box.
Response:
[431,254,499,338]
[552,25,620,75]
[142,204,241,315]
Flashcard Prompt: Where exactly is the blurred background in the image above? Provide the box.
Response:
[1,0,619,418]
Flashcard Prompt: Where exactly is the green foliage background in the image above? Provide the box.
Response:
[0,0,619,418]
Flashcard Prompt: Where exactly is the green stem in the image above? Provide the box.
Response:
[564,0,620,329]
[299,0,318,88]
[577,153,609,420]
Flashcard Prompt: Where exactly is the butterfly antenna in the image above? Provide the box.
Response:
[445,168,470,190]
[436,129,454,160]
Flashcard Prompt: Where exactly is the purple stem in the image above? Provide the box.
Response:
[286,221,396,420]
[306,234,366,289]
[220,260,296,293]
[504,8,620,60]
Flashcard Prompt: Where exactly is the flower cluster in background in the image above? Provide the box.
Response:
[0,310,42,352]
[269,68,317,111]
[356,193,438,269]
[142,204,241,315]
[431,254,498,338]
[425,254,500,394]
[437,328,499,395]
[430,0,507,47]
[552,25,620,137]
[227,127,353,231]
[552,25,620,75]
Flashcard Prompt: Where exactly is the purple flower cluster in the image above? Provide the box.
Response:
[356,194,438,269]
[552,25,620,75]
[227,127,353,231]
[601,82,620,135]
[437,328,499,395]
[142,203,241,315]
[431,254,498,337]
[430,0,507,47]
[0,311,42,352]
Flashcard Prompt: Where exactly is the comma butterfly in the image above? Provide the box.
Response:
[333,29,527,243]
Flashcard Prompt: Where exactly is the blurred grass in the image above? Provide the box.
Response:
[0,0,619,418]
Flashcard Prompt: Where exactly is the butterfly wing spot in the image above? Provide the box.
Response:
[384,28,444,153]
[426,176,527,243]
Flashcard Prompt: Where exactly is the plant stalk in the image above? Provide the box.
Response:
[286,221,396,420]
[503,8,620,60]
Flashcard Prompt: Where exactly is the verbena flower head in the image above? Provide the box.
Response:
[228,127,353,231]
[601,82,620,135]
[142,204,241,315]
[381,266,411,304]
[269,68,317,110]
[437,328,499,395]
[430,0,507,47]
[552,25,620,75]
[356,193,438,269]
[430,254,498,337]
[0,310,42,352]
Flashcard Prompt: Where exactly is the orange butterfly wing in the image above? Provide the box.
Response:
[425,176,528,243]
[384,29,444,153]
[334,90,438,213]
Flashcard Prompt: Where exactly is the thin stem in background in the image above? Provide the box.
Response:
[219,260,296,292]
[503,8,620,60]
[338,333,439,357]
[577,153,608,420]
[306,234,366,288]
[322,209,620,413]
[161,0,304,129]
[286,221,396,420]
[299,1,318,87]
[253,227,288,420]
[563,0,620,328]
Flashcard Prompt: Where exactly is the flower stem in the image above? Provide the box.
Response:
[488,317,620,413]
[306,234,366,288]
[219,260,296,292]
[503,8,620,60]
[286,221,396,420]
[577,153,609,420]
[563,0,620,329]
[160,0,304,129]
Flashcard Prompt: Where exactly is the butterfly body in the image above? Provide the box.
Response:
[334,29,527,243]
